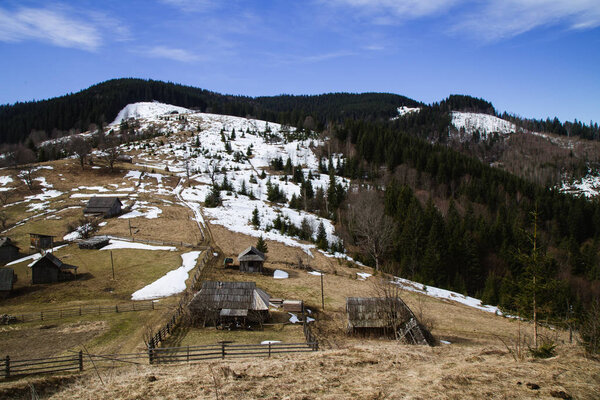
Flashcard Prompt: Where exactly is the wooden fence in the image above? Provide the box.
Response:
[303,320,319,349]
[147,250,213,349]
[149,342,317,364]
[4,301,157,324]
[0,352,82,378]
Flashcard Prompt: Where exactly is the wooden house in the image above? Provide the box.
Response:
[84,196,122,218]
[346,297,433,345]
[0,237,19,265]
[0,268,17,298]
[29,233,55,250]
[188,281,270,327]
[31,253,78,284]
[238,246,265,273]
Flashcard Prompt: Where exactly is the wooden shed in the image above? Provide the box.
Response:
[0,268,17,298]
[238,246,265,273]
[346,297,433,345]
[31,253,78,284]
[0,237,19,265]
[29,233,55,250]
[188,281,270,327]
[84,196,122,218]
[78,236,110,250]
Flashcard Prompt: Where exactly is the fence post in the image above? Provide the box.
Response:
[221,342,226,359]
[151,301,154,310]
[40,311,43,321]
[133,302,136,311]
[78,351,83,371]
[79,306,82,316]
[268,343,271,358]
[187,346,190,362]
[4,356,9,378]
[148,345,154,365]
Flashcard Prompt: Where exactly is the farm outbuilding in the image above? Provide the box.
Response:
[0,268,17,298]
[0,237,20,265]
[78,236,110,250]
[188,281,270,327]
[31,253,78,284]
[346,297,433,345]
[238,246,265,273]
[29,233,55,250]
[84,196,122,218]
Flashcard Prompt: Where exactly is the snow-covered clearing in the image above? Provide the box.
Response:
[131,251,201,300]
[392,276,513,317]
[559,171,600,198]
[119,201,162,219]
[0,176,13,186]
[100,239,176,251]
[394,106,420,118]
[111,102,193,125]
[450,112,517,139]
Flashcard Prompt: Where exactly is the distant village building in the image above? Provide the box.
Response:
[0,268,17,298]
[238,246,265,273]
[116,155,133,163]
[29,233,55,250]
[0,237,20,265]
[84,197,122,218]
[31,253,78,284]
[188,281,270,327]
[346,297,433,345]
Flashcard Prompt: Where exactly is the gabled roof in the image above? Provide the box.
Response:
[238,246,265,262]
[346,297,407,328]
[0,268,15,291]
[84,197,122,213]
[0,237,19,250]
[32,253,78,271]
[189,281,270,311]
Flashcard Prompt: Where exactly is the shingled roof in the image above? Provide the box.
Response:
[84,197,122,214]
[33,253,78,271]
[238,246,265,262]
[189,281,270,312]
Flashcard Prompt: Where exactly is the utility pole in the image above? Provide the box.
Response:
[110,251,115,280]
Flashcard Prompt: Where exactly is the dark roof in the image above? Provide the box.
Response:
[0,268,15,291]
[238,246,265,262]
[33,253,78,271]
[346,297,407,328]
[84,197,122,213]
[29,233,55,238]
[189,281,269,311]
[0,237,19,250]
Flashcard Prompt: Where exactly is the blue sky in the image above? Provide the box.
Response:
[1,0,599,124]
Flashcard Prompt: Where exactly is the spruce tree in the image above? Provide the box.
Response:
[316,221,328,250]
[256,235,268,253]
[251,206,260,228]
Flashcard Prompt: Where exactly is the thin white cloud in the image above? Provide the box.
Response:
[454,0,600,41]
[326,0,458,21]
[139,45,200,62]
[0,6,102,51]
[159,0,218,12]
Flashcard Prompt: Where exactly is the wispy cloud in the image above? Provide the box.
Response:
[325,0,600,40]
[159,0,218,12]
[453,0,600,41]
[137,45,200,62]
[0,6,103,51]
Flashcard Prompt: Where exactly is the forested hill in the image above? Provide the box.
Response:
[0,78,420,144]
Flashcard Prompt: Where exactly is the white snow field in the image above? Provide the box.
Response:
[111,102,193,125]
[100,239,176,251]
[131,251,202,300]
[450,111,517,139]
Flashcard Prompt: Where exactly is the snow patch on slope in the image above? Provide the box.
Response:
[111,102,192,125]
[451,112,517,139]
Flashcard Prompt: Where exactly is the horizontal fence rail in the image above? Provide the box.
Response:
[1,353,82,378]
[3,301,157,324]
[149,342,317,364]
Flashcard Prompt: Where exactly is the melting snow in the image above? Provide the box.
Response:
[111,102,192,125]
[131,251,201,300]
[356,272,372,280]
[273,269,289,279]
[6,245,69,266]
[288,313,300,324]
[308,271,323,276]
[260,340,281,345]
[100,239,176,251]
[451,112,516,139]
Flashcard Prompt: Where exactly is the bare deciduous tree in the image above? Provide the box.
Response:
[68,136,92,170]
[347,190,395,271]
[100,135,121,172]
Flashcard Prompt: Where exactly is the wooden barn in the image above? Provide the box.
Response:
[0,268,17,298]
[31,253,78,284]
[346,297,433,345]
[0,237,19,265]
[238,246,265,273]
[84,196,122,218]
[188,281,270,327]
[29,233,55,250]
